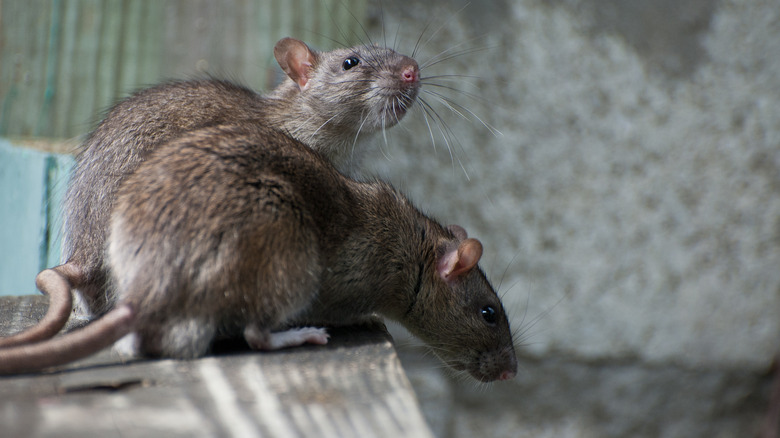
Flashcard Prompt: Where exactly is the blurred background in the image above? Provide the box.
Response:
[1,0,778,436]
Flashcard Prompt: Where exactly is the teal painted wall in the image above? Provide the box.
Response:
[0,139,73,296]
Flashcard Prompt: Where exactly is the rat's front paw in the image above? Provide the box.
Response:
[244,325,329,350]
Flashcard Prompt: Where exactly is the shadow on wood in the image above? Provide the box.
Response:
[0,295,434,438]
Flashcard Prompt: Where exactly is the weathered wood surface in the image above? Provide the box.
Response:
[0,295,434,438]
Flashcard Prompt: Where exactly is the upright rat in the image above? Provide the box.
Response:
[0,37,420,347]
[0,122,517,382]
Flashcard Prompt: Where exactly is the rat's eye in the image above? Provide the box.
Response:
[481,306,497,325]
[343,56,360,70]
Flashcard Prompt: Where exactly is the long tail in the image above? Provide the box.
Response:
[0,263,82,348]
[0,304,135,375]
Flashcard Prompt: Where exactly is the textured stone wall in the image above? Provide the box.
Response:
[363,0,780,436]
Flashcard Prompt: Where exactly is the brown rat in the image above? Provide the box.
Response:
[0,122,517,382]
[0,37,420,348]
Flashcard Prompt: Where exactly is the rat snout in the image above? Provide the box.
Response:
[498,353,518,381]
[473,344,518,382]
[402,64,419,84]
[399,57,420,85]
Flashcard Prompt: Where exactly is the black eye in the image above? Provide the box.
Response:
[481,306,497,325]
[343,56,360,70]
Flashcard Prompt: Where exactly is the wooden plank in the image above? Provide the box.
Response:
[0,296,435,438]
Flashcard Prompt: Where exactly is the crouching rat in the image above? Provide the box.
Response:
[0,122,517,382]
[0,37,421,348]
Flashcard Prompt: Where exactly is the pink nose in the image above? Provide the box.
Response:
[498,369,516,381]
[401,65,419,83]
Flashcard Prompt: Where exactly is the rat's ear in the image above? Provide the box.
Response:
[447,224,468,241]
[274,37,317,91]
[437,238,483,283]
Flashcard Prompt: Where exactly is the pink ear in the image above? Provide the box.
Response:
[274,37,317,91]
[437,238,483,282]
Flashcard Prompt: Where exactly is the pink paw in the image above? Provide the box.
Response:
[245,326,329,350]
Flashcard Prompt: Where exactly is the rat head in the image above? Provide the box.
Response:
[404,225,517,382]
[273,37,420,135]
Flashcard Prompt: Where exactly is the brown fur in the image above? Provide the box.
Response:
[10,38,419,342]
[0,122,516,381]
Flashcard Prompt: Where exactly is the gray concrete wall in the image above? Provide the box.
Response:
[363,0,780,436]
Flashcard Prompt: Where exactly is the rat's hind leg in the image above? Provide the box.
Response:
[243,323,329,350]
[137,318,217,359]
[113,332,140,358]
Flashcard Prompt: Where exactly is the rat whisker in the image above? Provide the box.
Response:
[328,78,378,85]
[319,1,357,49]
[310,113,341,139]
[422,89,502,137]
[417,347,441,362]
[499,278,524,302]
[350,111,371,164]
[422,89,481,122]
[418,102,439,153]
[512,293,567,345]
[341,1,375,49]
[392,20,403,52]
[379,111,393,161]
[419,99,458,173]
[420,81,497,109]
[361,50,389,74]
[496,250,522,293]
[417,33,488,65]
[418,97,471,180]
[420,74,485,85]
[515,292,532,339]
[411,18,434,59]
[415,2,472,60]
[421,43,493,70]
[378,0,387,49]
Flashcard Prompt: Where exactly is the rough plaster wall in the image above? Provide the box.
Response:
[364,0,780,436]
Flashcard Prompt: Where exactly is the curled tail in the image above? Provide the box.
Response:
[0,304,135,375]
[0,263,82,348]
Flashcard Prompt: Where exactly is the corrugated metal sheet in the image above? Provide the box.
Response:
[0,0,369,139]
